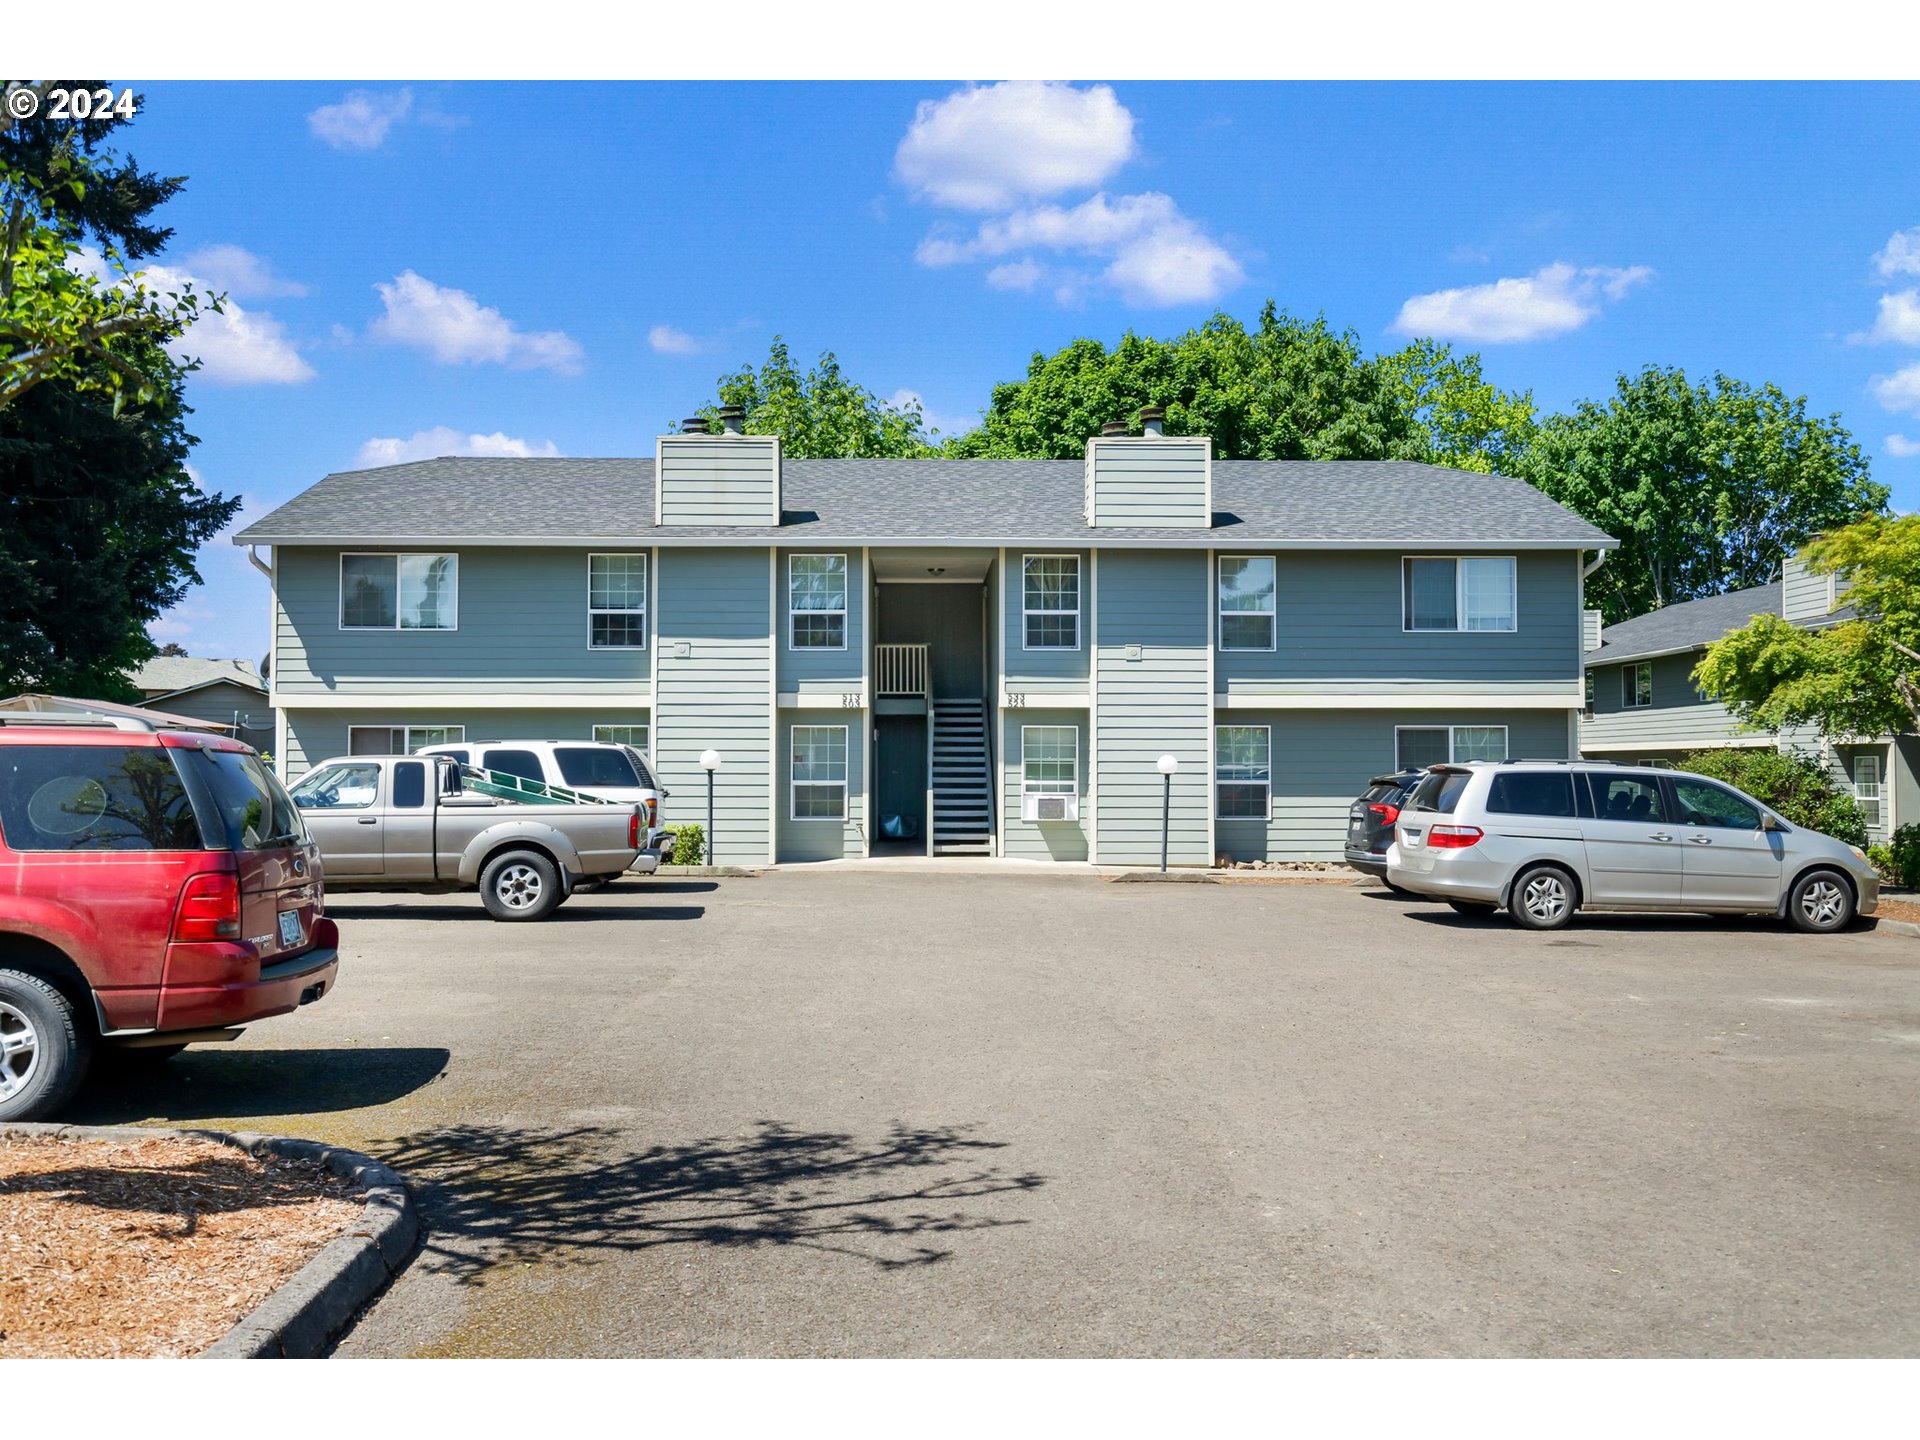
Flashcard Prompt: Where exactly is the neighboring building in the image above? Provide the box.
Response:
[130,655,273,753]
[1580,553,1918,843]
[235,413,1614,866]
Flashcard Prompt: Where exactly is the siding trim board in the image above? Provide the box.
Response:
[247,533,1619,552]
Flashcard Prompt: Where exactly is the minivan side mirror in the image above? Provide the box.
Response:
[1761,812,1784,832]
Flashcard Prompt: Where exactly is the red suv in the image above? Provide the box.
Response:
[0,716,339,1120]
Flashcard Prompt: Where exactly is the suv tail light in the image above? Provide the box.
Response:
[629,810,643,849]
[1426,824,1484,849]
[174,868,241,941]
[1368,802,1400,826]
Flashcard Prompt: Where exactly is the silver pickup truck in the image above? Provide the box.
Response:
[288,753,649,920]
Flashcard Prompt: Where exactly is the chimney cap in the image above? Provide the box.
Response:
[717,404,746,435]
[680,416,710,435]
[1099,420,1129,437]
[1138,405,1166,421]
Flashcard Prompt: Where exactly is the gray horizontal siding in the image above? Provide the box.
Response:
[1213,550,1581,684]
[777,548,866,692]
[1000,708,1090,862]
[1579,704,1758,755]
[1086,439,1209,528]
[774,712,867,862]
[657,436,779,525]
[1093,550,1211,865]
[1003,549,1092,685]
[1781,554,1833,624]
[280,706,650,781]
[654,547,771,864]
[157,681,273,751]
[275,546,653,696]
[1589,652,1713,716]
[1216,709,1574,863]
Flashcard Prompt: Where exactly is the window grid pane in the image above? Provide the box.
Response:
[1219,556,1276,651]
[1023,556,1080,648]
[1396,728,1450,771]
[1405,559,1457,630]
[1022,727,1078,795]
[341,555,398,628]
[593,725,651,751]
[588,554,646,648]
[791,726,847,820]
[1215,726,1271,819]
[1451,727,1507,762]
[397,555,457,630]
[790,555,847,648]
[1459,557,1516,631]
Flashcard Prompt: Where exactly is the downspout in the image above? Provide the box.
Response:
[1582,550,1609,580]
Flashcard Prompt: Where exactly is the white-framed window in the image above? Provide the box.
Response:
[340,553,458,630]
[1215,725,1272,819]
[1854,754,1883,829]
[790,724,848,820]
[1402,556,1516,633]
[1020,725,1079,798]
[588,553,647,649]
[1023,554,1080,650]
[592,724,650,753]
[1218,555,1276,651]
[1394,725,1509,771]
[789,554,848,649]
[1584,670,1596,708]
[1623,662,1653,708]
[348,724,465,756]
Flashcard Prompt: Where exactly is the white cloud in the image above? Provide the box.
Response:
[1390,262,1653,343]
[75,250,313,385]
[1886,434,1920,458]
[895,81,1135,211]
[1871,362,1920,416]
[308,88,413,150]
[887,388,975,439]
[1853,289,1920,346]
[647,324,707,355]
[180,244,308,299]
[369,270,584,374]
[916,192,1242,308]
[354,427,563,469]
[1873,226,1920,278]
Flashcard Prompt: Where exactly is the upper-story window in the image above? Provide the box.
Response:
[341,554,458,630]
[1218,556,1276,651]
[789,554,848,649]
[1023,555,1080,650]
[588,553,647,649]
[1402,556,1515,633]
[1623,661,1653,708]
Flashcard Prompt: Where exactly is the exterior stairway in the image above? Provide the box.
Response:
[930,698,994,854]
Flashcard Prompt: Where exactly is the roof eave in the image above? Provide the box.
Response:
[234,531,1618,550]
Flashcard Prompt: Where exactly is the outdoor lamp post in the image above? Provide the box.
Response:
[1157,754,1179,873]
[699,749,722,866]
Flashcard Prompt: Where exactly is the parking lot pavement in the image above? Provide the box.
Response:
[68,871,1920,1357]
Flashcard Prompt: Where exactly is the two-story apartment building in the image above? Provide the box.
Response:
[236,410,1615,866]
[1580,552,1919,844]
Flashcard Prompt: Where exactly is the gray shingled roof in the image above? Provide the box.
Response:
[1586,583,1783,665]
[133,656,264,697]
[234,456,1616,549]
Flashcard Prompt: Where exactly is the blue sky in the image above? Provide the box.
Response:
[114,80,1920,661]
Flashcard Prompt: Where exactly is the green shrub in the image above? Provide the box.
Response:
[1676,748,1868,847]
[1867,843,1898,884]
[1890,823,1920,887]
[667,823,706,866]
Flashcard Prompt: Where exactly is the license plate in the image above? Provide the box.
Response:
[278,910,303,949]
[1401,828,1423,848]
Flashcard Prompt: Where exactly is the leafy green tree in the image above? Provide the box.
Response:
[1510,367,1885,624]
[1378,338,1537,474]
[0,84,236,698]
[704,339,939,458]
[1695,514,1920,738]
[1676,748,1868,847]
[946,303,1425,460]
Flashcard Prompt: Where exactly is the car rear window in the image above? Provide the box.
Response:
[554,746,643,788]
[1409,769,1473,815]
[1486,772,1577,818]
[193,748,307,850]
[0,743,204,851]
[480,748,544,782]
[1361,783,1400,805]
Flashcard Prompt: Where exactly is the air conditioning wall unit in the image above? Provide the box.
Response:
[1021,792,1079,822]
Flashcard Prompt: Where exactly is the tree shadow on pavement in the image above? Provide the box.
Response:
[379,1120,1046,1283]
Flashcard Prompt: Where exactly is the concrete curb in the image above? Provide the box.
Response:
[2,1122,417,1358]
[656,865,760,877]
[1872,917,1920,939]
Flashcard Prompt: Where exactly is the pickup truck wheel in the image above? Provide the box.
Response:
[480,850,562,921]
[0,970,91,1122]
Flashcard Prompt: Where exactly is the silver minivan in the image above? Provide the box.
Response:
[1386,761,1880,932]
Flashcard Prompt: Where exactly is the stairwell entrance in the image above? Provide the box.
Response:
[871,562,994,857]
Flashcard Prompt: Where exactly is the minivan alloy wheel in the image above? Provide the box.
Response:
[0,1000,40,1104]
[1798,878,1848,928]
[1520,872,1571,924]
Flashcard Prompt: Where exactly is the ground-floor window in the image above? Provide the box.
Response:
[1853,754,1883,829]
[592,723,651,753]
[1021,726,1078,797]
[1394,724,1509,771]
[348,724,465,756]
[791,725,848,820]
[1215,725,1272,819]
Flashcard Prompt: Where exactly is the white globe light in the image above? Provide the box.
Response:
[1157,754,1179,775]
[699,749,722,771]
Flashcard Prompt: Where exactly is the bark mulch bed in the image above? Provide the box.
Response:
[1874,894,1920,926]
[0,1133,364,1358]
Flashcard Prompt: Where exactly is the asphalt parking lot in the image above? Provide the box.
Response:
[70,868,1920,1357]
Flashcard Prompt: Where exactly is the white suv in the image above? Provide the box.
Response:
[416,739,667,875]
[1386,761,1880,932]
